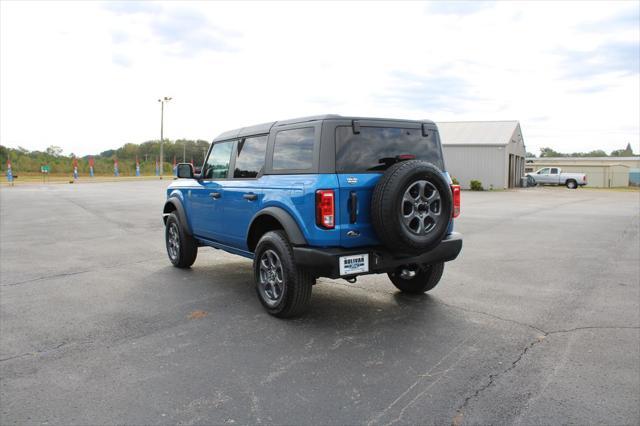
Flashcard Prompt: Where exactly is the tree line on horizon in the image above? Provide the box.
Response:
[1,140,637,176]
[0,139,210,175]
[526,143,636,158]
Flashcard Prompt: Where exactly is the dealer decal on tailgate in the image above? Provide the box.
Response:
[339,254,369,276]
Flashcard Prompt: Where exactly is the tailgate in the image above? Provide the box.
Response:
[336,173,381,248]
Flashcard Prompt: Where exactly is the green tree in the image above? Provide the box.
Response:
[611,143,636,157]
[572,150,607,157]
[46,145,63,157]
[539,147,566,157]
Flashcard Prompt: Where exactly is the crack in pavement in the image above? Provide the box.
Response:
[434,300,548,335]
[453,335,546,424]
[367,338,472,426]
[0,341,72,362]
[0,293,231,367]
[1,257,161,287]
[325,279,640,338]
[452,325,640,424]
[546,326,640,335]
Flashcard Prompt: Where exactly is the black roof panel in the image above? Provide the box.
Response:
[212,115,436,141]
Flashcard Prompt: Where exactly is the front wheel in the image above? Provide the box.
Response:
[253,230,314,318]
[165,213,198,268]
[388,262,445,294]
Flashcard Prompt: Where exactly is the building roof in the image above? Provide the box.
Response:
[435,120,521,146]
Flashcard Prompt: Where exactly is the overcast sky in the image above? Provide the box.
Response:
[1,1,638,156]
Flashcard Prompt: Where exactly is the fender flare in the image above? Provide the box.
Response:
[248,207,307,247]
[163,198,192,235]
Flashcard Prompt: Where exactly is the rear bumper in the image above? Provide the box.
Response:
[293,232,463,279]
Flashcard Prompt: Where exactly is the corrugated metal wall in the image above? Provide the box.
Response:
[442,145,506,189]
[544,165,630,187]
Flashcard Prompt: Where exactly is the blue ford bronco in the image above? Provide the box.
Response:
[163,115,462,317]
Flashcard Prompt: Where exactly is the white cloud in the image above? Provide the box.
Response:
[1,0,638,156]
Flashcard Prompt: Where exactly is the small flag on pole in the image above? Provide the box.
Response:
[114,158,119,177]
[135,156,141,177]
[6,158,13,185]
[89,156,95,177]
[73,157,79,180]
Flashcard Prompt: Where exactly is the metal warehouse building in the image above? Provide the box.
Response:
[525,156,640,188]
[436,121,526,190]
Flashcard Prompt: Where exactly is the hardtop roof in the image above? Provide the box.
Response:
[212,115,436,141]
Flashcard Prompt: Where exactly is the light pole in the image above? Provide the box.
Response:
[158,96,172,178]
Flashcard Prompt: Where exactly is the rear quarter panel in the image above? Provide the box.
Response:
[260,174,341,247]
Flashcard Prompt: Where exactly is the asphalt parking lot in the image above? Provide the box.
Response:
[1,181,638,425]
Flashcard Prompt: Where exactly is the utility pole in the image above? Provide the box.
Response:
[157,96,172,179]
[183,141,186,163]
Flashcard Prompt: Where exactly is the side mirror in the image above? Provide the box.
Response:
[176,163,194,179]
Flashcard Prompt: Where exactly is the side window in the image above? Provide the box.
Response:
[550,168,559,174]
[234,135,267,178]
[272,127,315,170]
[203,141,234,179]
[538,168,550,175]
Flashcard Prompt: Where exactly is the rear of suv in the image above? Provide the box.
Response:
[163,115,462,317]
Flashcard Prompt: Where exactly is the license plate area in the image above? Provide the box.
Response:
[339,253,369,276]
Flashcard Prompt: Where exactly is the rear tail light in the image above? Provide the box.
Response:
[316,189,335,229]
[584,175,587,183]
[451,185,461,218]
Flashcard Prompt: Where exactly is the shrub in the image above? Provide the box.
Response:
[451,176,460,185]
[470,180,484,191]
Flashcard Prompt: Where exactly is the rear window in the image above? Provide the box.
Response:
[272,127,315,170]
[335,126,444,173]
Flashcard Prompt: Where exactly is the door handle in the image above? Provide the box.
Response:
[210,192,221,199]
[243,193,258,201]
[348,191,358,223]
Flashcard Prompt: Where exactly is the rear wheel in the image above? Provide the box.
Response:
[388,263,445,294]
[165,213,198,268]
[253,230,314,318]
[566,179,577,189]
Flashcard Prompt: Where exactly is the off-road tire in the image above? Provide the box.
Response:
[165,213,198,268]
[566,179,577,189]
[372,160,452,254]
[388,263,445,294]
[253,230,314,318]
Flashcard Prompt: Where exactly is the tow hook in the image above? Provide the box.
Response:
[345,277,357,284]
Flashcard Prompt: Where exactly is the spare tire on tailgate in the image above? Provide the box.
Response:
[371,160,452,254]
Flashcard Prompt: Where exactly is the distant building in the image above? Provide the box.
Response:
[436,121,526,189]
[525,157,640,187]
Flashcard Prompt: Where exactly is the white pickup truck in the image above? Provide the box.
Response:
[527,167,587,189]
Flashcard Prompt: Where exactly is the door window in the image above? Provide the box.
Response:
[233,135,267,178]
[537,168,550,175]
[550,168,559,174]
[203,141,234,179]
